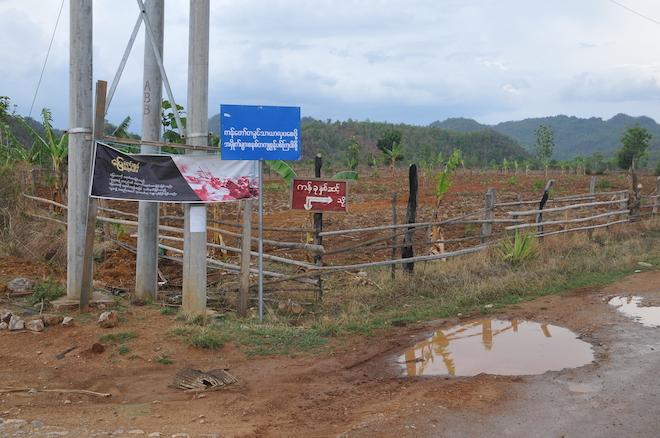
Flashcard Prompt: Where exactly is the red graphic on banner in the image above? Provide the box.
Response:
[291,178,347,213]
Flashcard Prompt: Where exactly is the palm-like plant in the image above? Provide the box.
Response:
[381,142,404,173]
[431,149,462,255]
[21,108,68,193]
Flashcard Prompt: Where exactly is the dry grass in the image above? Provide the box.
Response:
[318,219,660,333]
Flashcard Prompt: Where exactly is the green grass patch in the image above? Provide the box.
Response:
[117,345,130,355]
[157,354,173,365]
[99,331,137,345]
[159,306,177,315]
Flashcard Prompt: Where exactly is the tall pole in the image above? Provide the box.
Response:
[135,0,164,301]
[67,0,93,300]
[182,0,209,317]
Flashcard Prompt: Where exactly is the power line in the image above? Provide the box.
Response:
[28,0,66,119]
[606,0,660,26]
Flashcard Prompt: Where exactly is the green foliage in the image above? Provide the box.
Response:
[157,354,173,365]
[332,170,358,180]
[617,124,651,169]
[117,345,130,355]
[159,306,177,315]
[534,124,554,168]
[585,153,607,175]
[435,149,462,201]
[266,160,297,184]
[596,179,612,190]
[28,281,65,305]
[99,331,138,344]
[507,175,518,186]
[190,329,223,350]
[532,180,544,191]
[376,129,402,154]
[656,161,660,176]
[346,137,360,170]
[111,116,132,138]
[498,231,537,265]
[161,100,186,146]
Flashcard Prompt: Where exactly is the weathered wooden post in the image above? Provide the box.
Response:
[653,177,660,216]
[536,180,554,239]
[390,193,397,280]
[587,176,596,240]
[402,164,418,273]
[628,160,641,222]
[313,154,324,300]
[80,80,107,310]
[238,199,252,317]
[480,188,496,244]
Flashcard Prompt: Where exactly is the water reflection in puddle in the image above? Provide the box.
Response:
[398,320,594,377]
[608,296,660,327]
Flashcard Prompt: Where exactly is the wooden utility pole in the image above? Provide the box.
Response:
[136,0,164,301]
[67,0,93,301]
[182,0,210,317]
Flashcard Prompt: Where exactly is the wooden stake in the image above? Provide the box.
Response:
[390,193,397,280]
[402,164,418,273]
[238,199,252,317]
[313,154,323,301]
[480,188,495,244]
[587,176,596,240]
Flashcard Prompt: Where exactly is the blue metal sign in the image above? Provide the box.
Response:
[220,104,301,160]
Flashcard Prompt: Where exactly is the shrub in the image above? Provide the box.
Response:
[498,231,537,266]
[29,281,65,305]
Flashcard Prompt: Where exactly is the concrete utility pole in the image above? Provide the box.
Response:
[67,0,93,300]
[182,0,210,316]
[135,0,164,300]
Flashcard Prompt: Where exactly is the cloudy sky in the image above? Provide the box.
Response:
[2,0,660,131]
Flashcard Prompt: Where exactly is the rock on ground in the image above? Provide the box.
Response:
[97,311,118,328]
[8,315,24,331]
[7,277,33,294]
[26,319,45,332]
[42,315,64,326]
[62,316,74,326]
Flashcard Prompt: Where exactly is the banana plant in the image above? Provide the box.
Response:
[20,108,68,192]
[431,149,462,255]
[265,160,358,184]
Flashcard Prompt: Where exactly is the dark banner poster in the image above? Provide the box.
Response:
[90,142,259,203]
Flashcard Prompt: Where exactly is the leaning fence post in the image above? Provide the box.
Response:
[238,198,252,317]
[313,154,324,301]
[536,179,554,239]
[653,177,660,216]
[628,159,641,222]
[587,176,596,240]
[391,192,397,280]
[402,164,418,273]
[480,188,496,244]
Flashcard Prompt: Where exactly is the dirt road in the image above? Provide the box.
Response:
[1,271,659,437]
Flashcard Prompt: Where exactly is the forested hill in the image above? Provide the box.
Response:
[431,114,660,162]
[209,114,530,166]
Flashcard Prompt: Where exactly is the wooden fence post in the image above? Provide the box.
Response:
[313,154,324,300]
[480,188,495,244]
[238,199,252,317]
[587,176,596,240]
[536,180,554,239]
[391,193,397,280]
[402,164,418,273]
[628,160,641,222]
[653,177,660,216]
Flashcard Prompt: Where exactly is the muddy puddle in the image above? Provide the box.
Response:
[398,319,594,377]
[608,296,660,327]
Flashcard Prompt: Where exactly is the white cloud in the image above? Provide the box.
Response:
[3,0,660,129]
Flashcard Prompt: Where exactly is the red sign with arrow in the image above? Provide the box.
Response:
[290,178,347,213]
